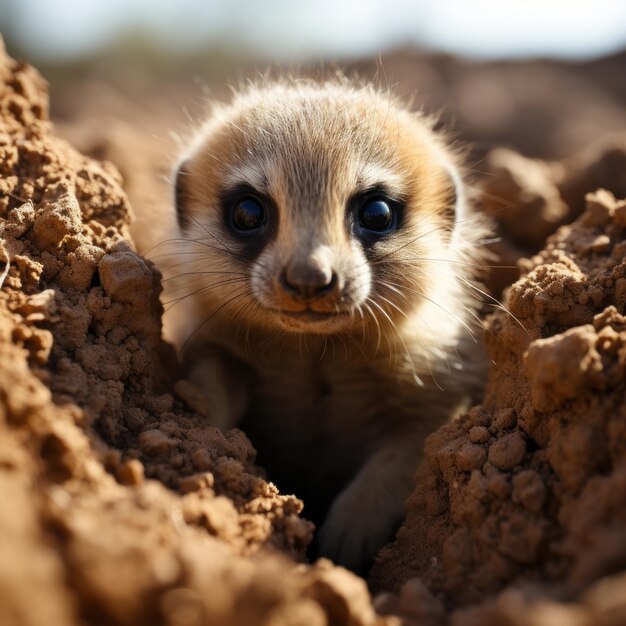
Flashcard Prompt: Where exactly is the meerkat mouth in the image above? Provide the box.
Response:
[274,308,351,332]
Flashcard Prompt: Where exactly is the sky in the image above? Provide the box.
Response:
[2,0,626,62]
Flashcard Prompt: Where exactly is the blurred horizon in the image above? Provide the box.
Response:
[2,0,626,65]
[1,0,625,169]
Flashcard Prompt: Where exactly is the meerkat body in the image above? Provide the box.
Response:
[165,81,487,572]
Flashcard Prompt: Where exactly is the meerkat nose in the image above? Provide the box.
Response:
[280,256,338,301]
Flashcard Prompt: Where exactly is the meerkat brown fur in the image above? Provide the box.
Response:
[166,80,487,573]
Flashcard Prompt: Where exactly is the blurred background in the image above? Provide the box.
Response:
[0,0,626,156]
[1,0,626,283]
[2,0,626,157]
[4,0,626,63]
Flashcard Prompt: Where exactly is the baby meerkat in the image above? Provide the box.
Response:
[166,80,487,573]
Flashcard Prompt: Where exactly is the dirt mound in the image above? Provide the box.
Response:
[371,188,626,624]
[0,40,390,626]
[479,139,626,295]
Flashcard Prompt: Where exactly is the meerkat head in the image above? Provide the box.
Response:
[172,81,469,339]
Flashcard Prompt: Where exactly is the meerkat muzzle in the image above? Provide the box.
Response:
[280,261,338,302]
[275,244,344,313]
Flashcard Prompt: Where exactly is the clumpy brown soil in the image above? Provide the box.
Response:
[479,141,626,294]
[372,187,626,624]
[0,40,388,626]
[372,191,626,624]
[2,40,626,626]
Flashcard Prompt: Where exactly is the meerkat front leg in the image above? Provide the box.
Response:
[185,347,250,432]
[317,436,422,573]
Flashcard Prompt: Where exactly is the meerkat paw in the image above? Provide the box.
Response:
[317,484,402,574]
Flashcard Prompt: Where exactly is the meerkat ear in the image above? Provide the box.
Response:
[443,163,467,245]
[174,159,191,231]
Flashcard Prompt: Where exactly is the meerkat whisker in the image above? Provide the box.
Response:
[180,289,254,356]
[161,270,249,283]
[163,276,249,304]
[458,276,529,334]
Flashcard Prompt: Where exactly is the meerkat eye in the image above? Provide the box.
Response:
[358,198,394,233]
[230,198,265,232]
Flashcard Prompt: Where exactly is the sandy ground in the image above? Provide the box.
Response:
[1,39,626,625]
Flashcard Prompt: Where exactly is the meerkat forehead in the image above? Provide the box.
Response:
[180,82,458,229]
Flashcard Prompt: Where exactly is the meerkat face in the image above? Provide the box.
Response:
[173,82,464,339]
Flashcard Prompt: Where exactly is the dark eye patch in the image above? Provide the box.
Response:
[220,183,277,261]
[349,184,404,246]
